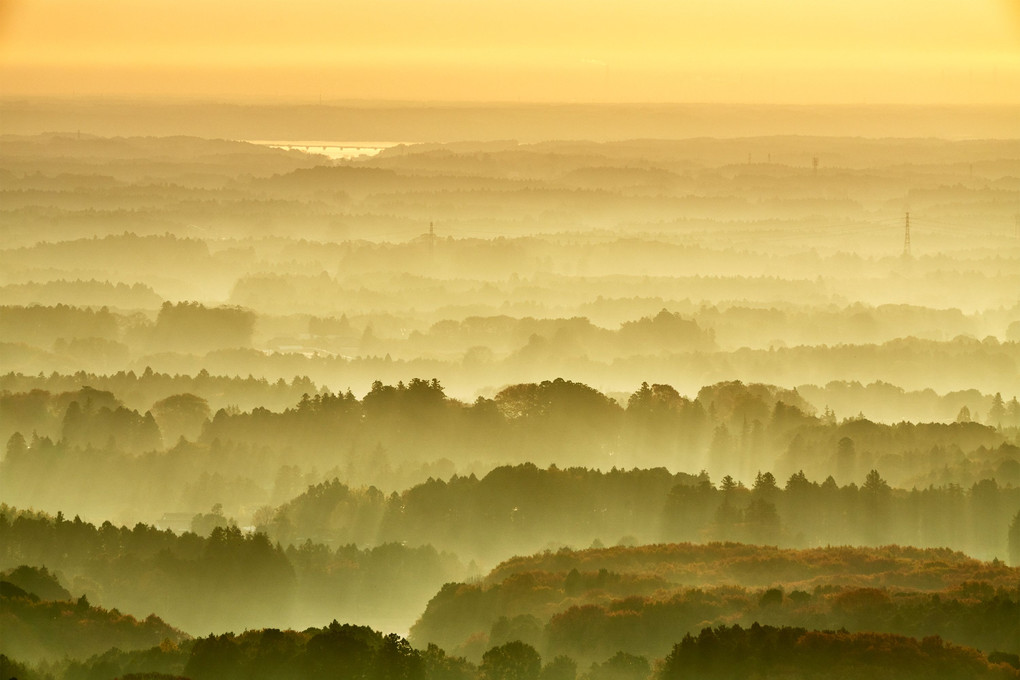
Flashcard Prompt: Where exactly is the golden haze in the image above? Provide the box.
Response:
[1,0,1018,102]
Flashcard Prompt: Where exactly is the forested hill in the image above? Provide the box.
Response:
[409,542,1019,662]
[262,463,1020,563]
[1,564,187,663]
[3,376,1017,540]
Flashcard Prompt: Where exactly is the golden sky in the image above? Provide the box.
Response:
[1,0,1019,103]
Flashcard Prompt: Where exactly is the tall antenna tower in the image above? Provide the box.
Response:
[902,212,911,258]
[428,221,436,259]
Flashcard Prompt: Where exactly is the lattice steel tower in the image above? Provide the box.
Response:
[903,212,911,258]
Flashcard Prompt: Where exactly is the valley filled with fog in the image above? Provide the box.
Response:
[1,109,1018,679]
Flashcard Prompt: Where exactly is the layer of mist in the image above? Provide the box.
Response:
[1,105,1018,679]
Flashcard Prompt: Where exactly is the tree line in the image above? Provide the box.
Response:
[265,464,1020,563]
[0,506,466,637]
[2,622,1016,680]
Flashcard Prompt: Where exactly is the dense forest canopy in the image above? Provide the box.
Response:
[2,375,1016,544]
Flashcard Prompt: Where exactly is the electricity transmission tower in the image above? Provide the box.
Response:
[902,212,911,258]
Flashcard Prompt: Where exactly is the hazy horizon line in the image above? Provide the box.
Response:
[5,95,1020,109]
